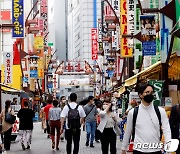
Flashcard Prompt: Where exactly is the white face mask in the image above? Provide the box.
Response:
[62,100,66,103]
[103,105,108,110]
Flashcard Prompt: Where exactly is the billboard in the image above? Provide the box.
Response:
[4,52,13,84]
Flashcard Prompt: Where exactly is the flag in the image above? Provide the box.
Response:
[84,61,94,74]
[55,61,65,75]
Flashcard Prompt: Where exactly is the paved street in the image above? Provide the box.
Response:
[7,122,123,154]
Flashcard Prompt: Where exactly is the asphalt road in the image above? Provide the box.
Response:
[5,122,123,154]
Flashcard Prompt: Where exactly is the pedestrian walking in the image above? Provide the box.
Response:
[83,96,98,147]
[44,99,53,138]
[97,99,119,154]
[95,100,102,142]
[60,93,86,154]
[59,96,66,141]
[0,100,16,151]
[17,101,35,150]
[121,83,171,154]
[169,103,180,154]
[39,102,47,133]
[49,100,61,150]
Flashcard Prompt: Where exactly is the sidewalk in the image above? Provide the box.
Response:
[8,122,123,154]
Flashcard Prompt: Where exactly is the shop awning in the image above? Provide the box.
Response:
[0,83,21,92]
[124,61,161,87]
[118,86,126,96]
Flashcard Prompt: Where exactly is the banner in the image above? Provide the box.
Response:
[148,80,164,106]
[12,0,24,38]
[127,0,135,48]
[4,52,13,84]
[112,0,120,17]
[120,0,133,57]
[53,73,58,89]
[140,15,156,56]
[91,28,98,60]
[117,56,124,80]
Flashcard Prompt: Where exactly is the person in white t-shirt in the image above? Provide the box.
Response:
[60,93,86,154]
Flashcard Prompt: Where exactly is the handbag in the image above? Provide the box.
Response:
[114,123,121,136]
[5,110,16,124]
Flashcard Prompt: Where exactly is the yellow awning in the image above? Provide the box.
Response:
[118,86,126,96]
[0,83,21,92]
[124,61,161,87]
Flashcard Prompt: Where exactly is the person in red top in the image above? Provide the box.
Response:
[44,99,53,138]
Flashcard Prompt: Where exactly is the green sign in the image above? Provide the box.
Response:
[148,80,164,106]
[48,42,53,46]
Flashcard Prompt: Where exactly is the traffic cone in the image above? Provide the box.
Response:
[127,140,134,152]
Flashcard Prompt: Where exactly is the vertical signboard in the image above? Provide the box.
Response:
[98,19,103,53]
[112,0,120,17]
[40,0,48,45]
[38,57,44,79]
[29,56,38,78]
[127,0,135,48]
[91,28,98,60]
[12,0,24,38]
[120,0,133,57]
[148,80,164,106]
[140,15,156,56]
[4,52,13,84]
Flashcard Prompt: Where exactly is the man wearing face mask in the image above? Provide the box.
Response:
[84,96,98,147]
[121,83,171,154]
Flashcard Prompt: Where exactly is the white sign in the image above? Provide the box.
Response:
[129,92,141,103]
[127,0,135,48]
[4,52,13,84]
[165,97,172,107]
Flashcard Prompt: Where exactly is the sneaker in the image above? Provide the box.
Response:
[21,144,26,150]
[61,137,64,141]
[90,144,94,148]
[52,142,55,149]
[47,134,50,138]
[56,147,59,150]
[95,140,100,143]
[85,141,89,147]
[26,145,30,150]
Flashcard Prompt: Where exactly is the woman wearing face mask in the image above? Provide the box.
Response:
[97,99,118,154]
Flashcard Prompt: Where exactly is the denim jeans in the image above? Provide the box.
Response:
[86,121,96,144]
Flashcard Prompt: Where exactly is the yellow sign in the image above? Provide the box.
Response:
[34,36,44,49]
[38,57,44,78]
[120,0,133,57]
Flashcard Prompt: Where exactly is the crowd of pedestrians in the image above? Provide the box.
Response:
[0,83,179,154]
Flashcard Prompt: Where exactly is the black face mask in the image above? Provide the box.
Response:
[143,94,154,103]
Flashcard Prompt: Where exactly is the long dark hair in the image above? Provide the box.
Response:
[5,100,11,112]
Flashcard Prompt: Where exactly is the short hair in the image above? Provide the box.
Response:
[88,96,94,102]
[47,99,53,104]
[13,98,17,102]
[24,101,29,107]
[53,100,59,107]
[137,83,155,95]
[70,93,77,102]
[60,96,66,100]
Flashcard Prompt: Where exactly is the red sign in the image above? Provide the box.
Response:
[91,28,98,60]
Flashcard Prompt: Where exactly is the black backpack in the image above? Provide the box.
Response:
[67,104,80,129]
[132,105,162,141]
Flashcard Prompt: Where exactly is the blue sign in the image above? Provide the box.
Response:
[140,15,156,56]
[12,0,24,38]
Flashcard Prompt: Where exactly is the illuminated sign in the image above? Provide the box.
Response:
[12,0,24,38]
[91,28,98,60]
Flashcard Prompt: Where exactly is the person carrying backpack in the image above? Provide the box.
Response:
[121,83,171,154]
[60,93,86,154]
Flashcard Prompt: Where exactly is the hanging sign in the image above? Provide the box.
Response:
[12,0,24,38]
[4,52,13,84]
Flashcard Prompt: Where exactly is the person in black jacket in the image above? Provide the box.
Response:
[169,104,180,154]
[17,101,35,150]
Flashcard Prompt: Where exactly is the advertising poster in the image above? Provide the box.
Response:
[4,52,13,84]
[47,74,53,89]
[30,67,38,78]
[140,15,156,56]
[12,0,24,38]
[34,36,44,49]
[98,19,103,53]
[120,0,133,57]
